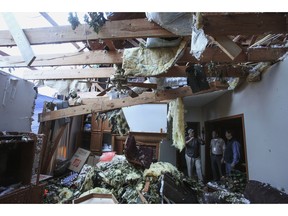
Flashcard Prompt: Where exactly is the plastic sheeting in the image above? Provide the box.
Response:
[146,37,182,48]
[190,26,209,60]
[146,12,192,36]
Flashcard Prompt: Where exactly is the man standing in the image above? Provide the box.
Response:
[223,129,240,176]
[185,128,204,181]
[210,130,225,181]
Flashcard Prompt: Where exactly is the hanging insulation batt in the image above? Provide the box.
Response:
[167,97,185,151]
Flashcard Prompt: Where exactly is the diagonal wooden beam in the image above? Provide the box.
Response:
[2,13,36,66]
[42,124,67,173]
[38,86,220,122]
[1,47,287,68]
[103,40,116,51]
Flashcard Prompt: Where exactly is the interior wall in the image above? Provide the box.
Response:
[201,57,288,192]
[122,104,167,133]
[184,106,202,123]
[0,71,36,132]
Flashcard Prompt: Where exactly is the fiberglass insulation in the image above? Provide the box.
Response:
[122,40,186,77]
[167,97,185,151]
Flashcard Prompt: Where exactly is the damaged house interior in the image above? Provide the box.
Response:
[1,11,288,206]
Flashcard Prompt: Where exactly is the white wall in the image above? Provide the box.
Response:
[123,104,167,133]
[184,106,202,123]
[201,58,288,192]
[0,71,36,132]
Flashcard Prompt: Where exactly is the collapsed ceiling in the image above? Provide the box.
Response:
[0,12,287,121]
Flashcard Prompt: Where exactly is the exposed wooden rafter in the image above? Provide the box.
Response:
[0,19,174,47]
[21,65,249,80]
[0,13,287,48]
[1,47,286,68]
[202,13,288,35]
[38,86,220,122]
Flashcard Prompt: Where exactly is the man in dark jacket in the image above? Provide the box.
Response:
[223,129,240,176]
[185,128,204,181]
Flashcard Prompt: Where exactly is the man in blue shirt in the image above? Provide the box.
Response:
[223,129,240,176]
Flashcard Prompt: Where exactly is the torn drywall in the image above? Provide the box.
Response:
[0,71,36,131]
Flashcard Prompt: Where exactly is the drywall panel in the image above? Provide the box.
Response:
[123,104,167,133]
[201,58,288,192]
[0,71,36,132]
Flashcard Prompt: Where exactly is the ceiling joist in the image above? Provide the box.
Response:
[0,19,174,47]
[38,86,220,122]
[202,13,288,35]
[1,47,286,68]
[21,65,249,80]
[0,13,287,48]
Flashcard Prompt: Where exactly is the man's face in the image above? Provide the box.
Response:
[225,132,232,140]
[212,131,217,138]
[189,130,194,137]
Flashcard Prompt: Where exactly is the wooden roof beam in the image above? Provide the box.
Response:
[202,13,288,36]
[1,47,286,68]
[38,86,219,122]
[0,19,175,47]
[21,65,248,80]
[1,13,286,47]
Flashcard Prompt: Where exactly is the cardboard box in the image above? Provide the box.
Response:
[73,193,118,204]
[68,148,90,173]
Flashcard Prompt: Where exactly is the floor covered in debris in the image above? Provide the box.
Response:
[43,155,250,204]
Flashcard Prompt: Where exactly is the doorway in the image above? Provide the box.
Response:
[204,114,248,181]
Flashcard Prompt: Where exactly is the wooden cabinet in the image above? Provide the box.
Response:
[90,131,103,154]
[80,113,167,158]
[0,132,45,203]
[82,113,113,155]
